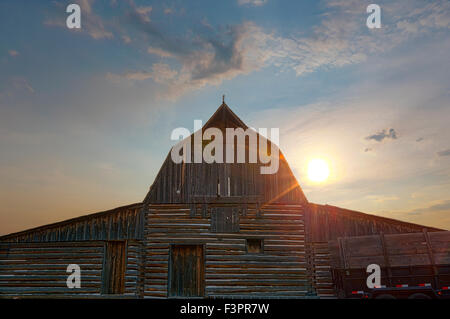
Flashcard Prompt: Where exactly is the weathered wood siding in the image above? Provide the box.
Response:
[144,102,308,205]
[125,240,144,297]
[143,203,313,298]
[0,204,144,243]
[0,240,142,298]
[305,205,443,297]
[169,245,205,297]
[331,231,450,269]
[0,241,105,297]
[308,242,336,298]
[305,204,441,243]
[145,157,307,205]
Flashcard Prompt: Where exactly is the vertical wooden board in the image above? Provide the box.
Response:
[232,209,240,233]
[210,208,217,232]
[169,245,204,297]
[102,241,126,294]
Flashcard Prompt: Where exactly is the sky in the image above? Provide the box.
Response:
[0,0,449,235]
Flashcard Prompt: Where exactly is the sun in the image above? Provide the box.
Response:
[307,158,330,183]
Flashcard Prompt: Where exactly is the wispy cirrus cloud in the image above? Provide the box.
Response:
[238,0,268,7]
[406,199,450,216]
[107,63,177,83]
[126,0,449,97]
[44,0,450,99]
[395,0,450,34]
[0,77,35,99]
[266,0,450,76]
[376,199,450,230]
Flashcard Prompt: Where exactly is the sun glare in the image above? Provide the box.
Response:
[307,158,330,183]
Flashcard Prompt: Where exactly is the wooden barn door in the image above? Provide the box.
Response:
[169,245,204,297]
[102,241,126,294]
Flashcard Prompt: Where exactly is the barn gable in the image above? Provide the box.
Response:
[144,102,308,205]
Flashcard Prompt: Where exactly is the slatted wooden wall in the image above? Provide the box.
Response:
[331,231,450,269]
[125,240,144,297]
[308,242,336,298]
[305,204,441,243]
[144,157,307,205]
[0,241,105,297]
[143,203,313,298]
[0,204,144,243]
[0,240,143,298]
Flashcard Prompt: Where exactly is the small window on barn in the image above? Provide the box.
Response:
[211,207,239,233]
[246,239,263,254]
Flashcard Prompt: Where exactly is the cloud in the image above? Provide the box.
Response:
[437,149,450,157]
[135,6,152,23]
[366,195,399,203]
[13,78,34,94]
[365,128,398,142]
[395,1,450,34]
[405,199,450,216]
[76,0,114,39]
[108,63,178,83]
[238,0,268,6]
[0,77,35,99]
[44,0,450,98]
[147,47,173,58]
[8,50,19,57]
[111,15,272,98]
[257,0,450,76]
[121,35,131,43]
[376,199,450,229]
[164,8,173,15]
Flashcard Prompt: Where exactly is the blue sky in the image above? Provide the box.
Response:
[1,0,449,234]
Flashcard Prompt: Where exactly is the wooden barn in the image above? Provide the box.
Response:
[0,101,443,298]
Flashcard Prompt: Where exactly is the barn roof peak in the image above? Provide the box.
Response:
[203,98,248,130]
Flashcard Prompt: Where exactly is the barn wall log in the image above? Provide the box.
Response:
[143,203,313,298]
[0,241,105,297]
[0,240,143,298]
[308,242,336,298]
[124,240,144,297]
